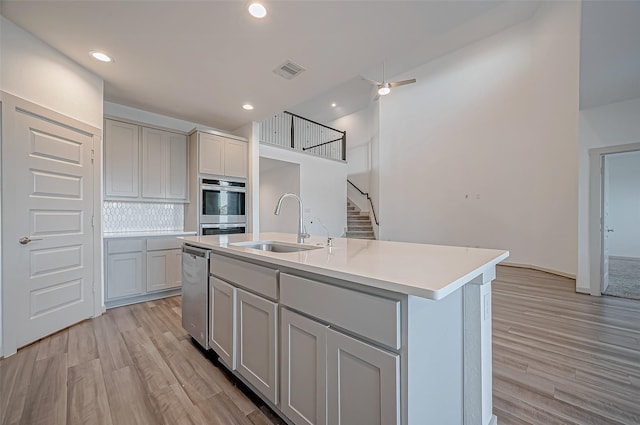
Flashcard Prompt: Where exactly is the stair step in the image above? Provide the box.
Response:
[346,225,373,230]
[346,198,375,240]
[346,231,375,238]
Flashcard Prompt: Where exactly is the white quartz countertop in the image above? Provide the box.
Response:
[104,230,197,239]
[179,232,509,300]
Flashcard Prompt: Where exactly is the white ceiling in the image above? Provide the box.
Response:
[1,0,541,132]
[2,1,639,129]
[579,1,640,110]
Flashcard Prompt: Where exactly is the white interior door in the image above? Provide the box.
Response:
[2,96,97,349]
[602,155,611,292]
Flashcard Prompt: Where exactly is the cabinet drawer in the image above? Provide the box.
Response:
[146,238,183,251]
[106,239,144,254]
[210,254,278,300]
[280,273,401,350]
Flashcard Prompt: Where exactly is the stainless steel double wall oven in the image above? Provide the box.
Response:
[199,178,246,235]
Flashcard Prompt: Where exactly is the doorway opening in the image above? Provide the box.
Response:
[589,143,640,299]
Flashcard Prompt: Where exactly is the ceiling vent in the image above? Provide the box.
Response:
[273,60,306,80]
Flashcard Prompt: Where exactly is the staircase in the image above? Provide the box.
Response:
[346,200,375,240]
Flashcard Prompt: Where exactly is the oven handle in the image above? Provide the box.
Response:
[201,184,246,193]
[201,223,246,229]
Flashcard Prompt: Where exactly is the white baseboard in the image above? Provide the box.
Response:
[609,255,640,262]
[499,262,576,280]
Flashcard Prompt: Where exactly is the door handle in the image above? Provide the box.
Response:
[606,229,615,233]
[19,236,43,245]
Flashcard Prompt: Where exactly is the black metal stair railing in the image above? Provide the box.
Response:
[347,179,379,226]
[259,111,346,161]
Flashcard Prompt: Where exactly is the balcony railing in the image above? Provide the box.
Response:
[259,111,346,161]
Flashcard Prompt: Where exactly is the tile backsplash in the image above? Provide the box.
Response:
[103,201,184,232]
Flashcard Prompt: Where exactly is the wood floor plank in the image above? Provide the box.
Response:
[35,329,68,361]
[121,327,179,394]
[195,392,254,425]
[93,313,133,375]
[129,302,168,337]
[19,353,67,425]
[67,319,98,368]
[67,358,113,425]
[103,366,162,425]
[149,383,209,425]
[108,305,140,333]
[177,340,257,416]
[151,331,223,404]
[0,342,39,425]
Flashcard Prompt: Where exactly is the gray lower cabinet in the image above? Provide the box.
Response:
[106,251,144,299]
[280,309,327,425]
[146,248,181,292]
[281,308,400,425]
[236,287,278,405]
[209,276,236,369]
[105,237,183,307]
[208,255,399,425]
[326,327,400,425]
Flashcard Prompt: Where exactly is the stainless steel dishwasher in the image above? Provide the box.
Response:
[182,244,210,349]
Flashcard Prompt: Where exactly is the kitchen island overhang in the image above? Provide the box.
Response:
[180,232,508,425]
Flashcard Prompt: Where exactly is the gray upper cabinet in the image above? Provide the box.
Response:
[224,139,248,178]
[198,133,225,176]
[104,119,140,199]
[195,131,247,179]
[141,127,188,201]
[105,118,188,202]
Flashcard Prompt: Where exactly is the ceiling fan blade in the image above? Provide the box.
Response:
[389,78,416,88]
[362,77,382,86]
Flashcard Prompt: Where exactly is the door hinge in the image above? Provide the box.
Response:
[91,149,95,163]
[91,215,95,228]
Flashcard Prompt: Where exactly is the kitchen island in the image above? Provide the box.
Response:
[180,232,508,425]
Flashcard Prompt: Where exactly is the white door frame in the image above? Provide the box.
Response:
[588,142,640,296]
[0,92,103,357]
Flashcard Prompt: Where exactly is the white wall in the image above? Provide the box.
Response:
[1,17,104,356]
[578,97,640,291]
[369,101,381,239]
[259,145,347,237]
[376,1,581,276]
[1,17,103,128]
[259,159,301,234]
[329,104,377,212]
[607,151,640,258]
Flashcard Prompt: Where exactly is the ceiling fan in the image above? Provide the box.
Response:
[363,62,416,100]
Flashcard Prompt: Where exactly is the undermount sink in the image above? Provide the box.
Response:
[232,241,323,253]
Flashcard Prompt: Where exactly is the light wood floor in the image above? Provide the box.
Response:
[1,266,639,425]
[493,266,640,425]
[0,296,283,425]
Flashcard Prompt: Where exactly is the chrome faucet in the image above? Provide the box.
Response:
[274,193,310,243]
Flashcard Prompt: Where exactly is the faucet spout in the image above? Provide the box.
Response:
[274,193,310,243]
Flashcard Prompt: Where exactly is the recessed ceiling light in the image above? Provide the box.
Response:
[248,2,267,18]
[90,51,113,62]
[243,104,254,111]
[331,103,337,108]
